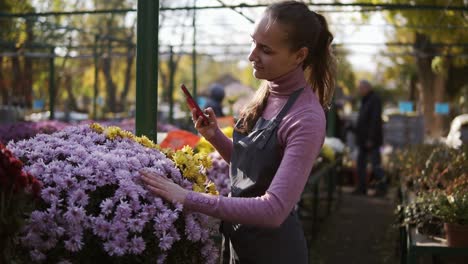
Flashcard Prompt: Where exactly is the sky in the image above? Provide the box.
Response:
[29,0,390,72]
[157,0,390,72]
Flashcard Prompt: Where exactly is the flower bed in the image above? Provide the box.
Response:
[7,124,218,263]
[0,119,179,145]
[0,121,69,144]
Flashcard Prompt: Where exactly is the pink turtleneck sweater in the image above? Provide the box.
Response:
[184,67,326,228]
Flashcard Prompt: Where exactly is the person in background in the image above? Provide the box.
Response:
[141,1,336,263]
[204,83,225,117]
[353,79,387,196]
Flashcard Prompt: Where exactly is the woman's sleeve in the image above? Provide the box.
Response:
[184,110,325,228]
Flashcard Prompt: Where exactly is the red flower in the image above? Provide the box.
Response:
[16,171,29,188]
[0,143,42,195]
[31,179,42,197]
[9,156,21,167]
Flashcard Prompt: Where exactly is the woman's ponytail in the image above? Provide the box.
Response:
[306,12,336,109]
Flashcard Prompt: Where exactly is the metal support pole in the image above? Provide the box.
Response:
[136,0,159,142]
[191,0,197,99]
[93,34,99,120]
[313,181,319,227]
[168,46,175,124]
[327,99,337,137]
[49,47,55,120]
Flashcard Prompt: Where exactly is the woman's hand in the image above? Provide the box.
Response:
[140,170,189,204]
[192,107,218,140]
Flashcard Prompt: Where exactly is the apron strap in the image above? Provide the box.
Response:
[274,88,304,121]
[256,88,304,149]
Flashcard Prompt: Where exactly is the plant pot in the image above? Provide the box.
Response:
[444,223,468,247]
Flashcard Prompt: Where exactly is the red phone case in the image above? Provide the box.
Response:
[181,84,209,125]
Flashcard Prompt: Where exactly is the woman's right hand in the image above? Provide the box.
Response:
[192,107,218,140]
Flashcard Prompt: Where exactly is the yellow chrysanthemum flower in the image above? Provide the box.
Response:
[321,144,335,162]
[181,145,194,156]
[135,135,158,149]
[195,174,206,185]
[193,184,205,193]
[105,126,122,140]
[206,181,218,195]
[222,126,234,138]
[196,138,214,154]
[121,130,134,139]
[90,123,105,133]
[195,126,234,154]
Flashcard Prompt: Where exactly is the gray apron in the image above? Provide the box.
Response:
[221,88,308,264]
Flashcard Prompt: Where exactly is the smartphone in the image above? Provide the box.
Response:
[181,84,209,125]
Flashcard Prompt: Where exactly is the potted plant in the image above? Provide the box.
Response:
[433,174,468,247]
[395,192,443,237]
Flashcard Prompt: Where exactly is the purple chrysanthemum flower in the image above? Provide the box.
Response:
[68,189,89,207]
[30,249,46,262]
[100,198,114,216]
[115,200,132,219]
[64,235,83,252]
[92,216,112,239]
[104,238,127,257]
[157,253,167,264]
[40,187,60,204]
[8,124,219,263]
[159,232,175,251]
[63,206,86,225]
[129,236,146,254]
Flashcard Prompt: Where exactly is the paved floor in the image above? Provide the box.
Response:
[307,186,399,264]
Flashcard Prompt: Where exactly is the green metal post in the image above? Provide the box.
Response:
[93,34,99,120]
[327,99,337,137]
[136,0,159,142]
[168,46,175,124]
[313,181,319,227]
[191,0,197,99]
[49,47,55,120]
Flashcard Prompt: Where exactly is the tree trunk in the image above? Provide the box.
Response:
[102,52,117,113]
[414,33,444,139]
[0,55,7,105]
[23,18,34,108]
[11,53,23,107]
[432,72,447,137]
[65,74,78,111]
[119,42,135,112]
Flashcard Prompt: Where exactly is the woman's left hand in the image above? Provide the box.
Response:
[140,170,189,204]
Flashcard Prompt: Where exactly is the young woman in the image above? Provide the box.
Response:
[141,1,336,263]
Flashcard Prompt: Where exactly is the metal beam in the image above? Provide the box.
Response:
[1,3,466,17]
[192,0,197,102]
[135,0,158,142]
[93,34,99,120]
[168,46,175,124]
[216,0,254,24]
[49,47,55,120]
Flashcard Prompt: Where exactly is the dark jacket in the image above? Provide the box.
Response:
[356,91,383,148]
[205,84,225,117]
[204,98,224,117]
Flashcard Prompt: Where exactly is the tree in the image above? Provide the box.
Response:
[0,0,35,107]
[356,0,468,138]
